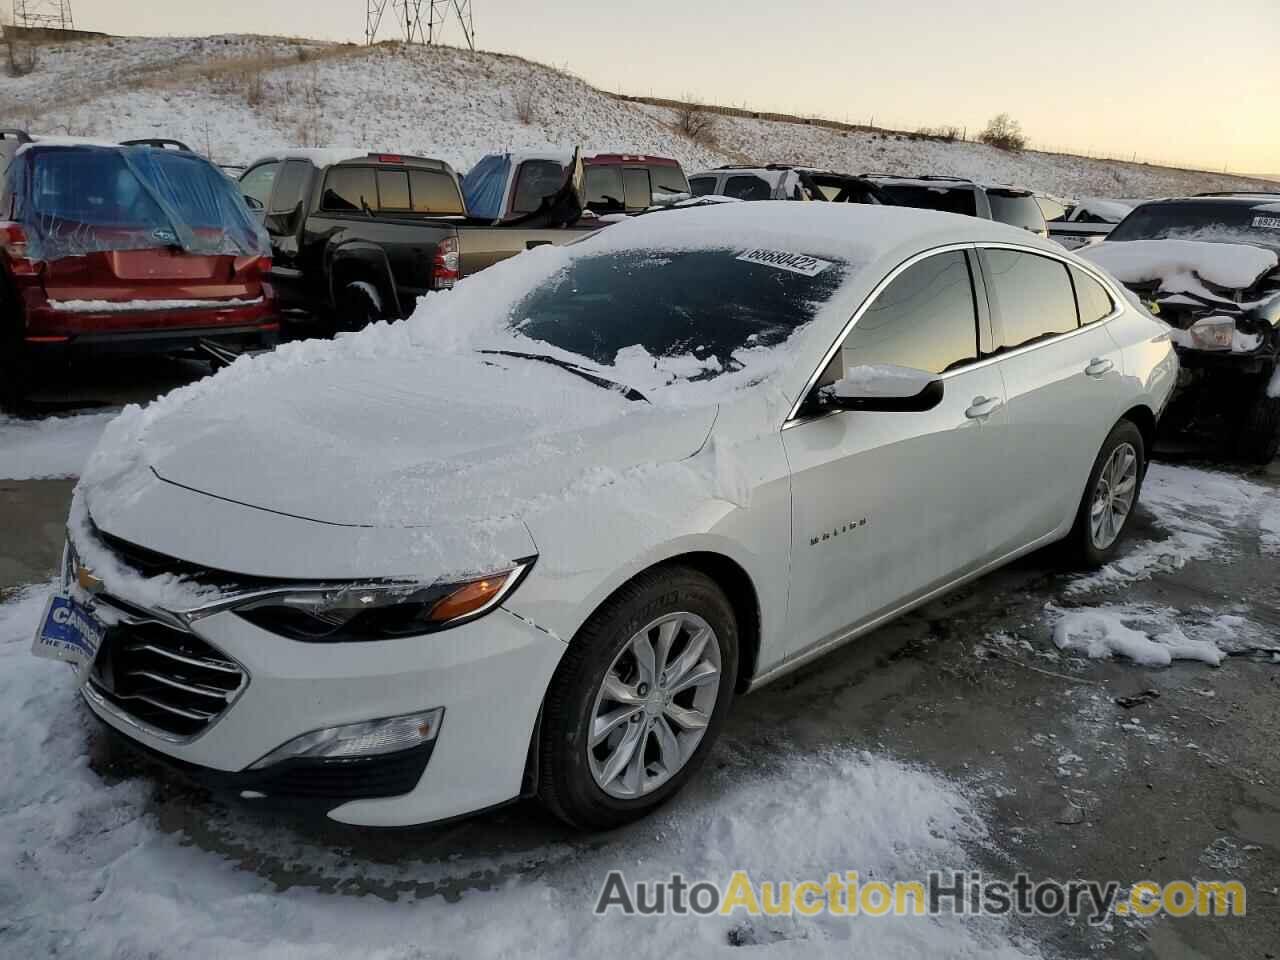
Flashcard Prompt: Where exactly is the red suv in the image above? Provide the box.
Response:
[0,133,278,408]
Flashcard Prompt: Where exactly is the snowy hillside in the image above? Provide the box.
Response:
[1,32,1275,199]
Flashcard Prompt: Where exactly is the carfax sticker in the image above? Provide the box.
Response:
[736,249,834,277]
[1252,216,1280,230]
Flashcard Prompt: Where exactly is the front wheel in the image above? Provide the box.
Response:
[1232,375,1280,464]
[537,566,738,831]
[1066,419,1146,567]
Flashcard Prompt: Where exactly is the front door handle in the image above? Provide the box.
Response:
[1085,358,1114,377]
[965,396,1003,420]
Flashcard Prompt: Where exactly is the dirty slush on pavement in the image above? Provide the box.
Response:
[3,374,1278,959]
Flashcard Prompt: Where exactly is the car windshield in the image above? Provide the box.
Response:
[507,247,848,383]
[1107,202,1280,250]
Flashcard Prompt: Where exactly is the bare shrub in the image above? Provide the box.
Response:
[676,95,715,144]
[917,125,961,143]
[513,85,535,125]
[4,33,38,78]
[244,71,265,107]
[978,113,1027,152]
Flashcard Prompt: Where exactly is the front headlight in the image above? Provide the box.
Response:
[1187,316,1235,351]
[232,560,533,642]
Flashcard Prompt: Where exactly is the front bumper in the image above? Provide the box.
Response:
[79,588,566,826]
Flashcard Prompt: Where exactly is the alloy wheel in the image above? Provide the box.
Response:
[1089,441,1139,549]
[587,611,722,799]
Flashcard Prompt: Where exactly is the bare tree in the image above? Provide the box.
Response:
[978,113,1027,152]
[3,29,39,78]
[513,86,535,125]
[676,95,715,144]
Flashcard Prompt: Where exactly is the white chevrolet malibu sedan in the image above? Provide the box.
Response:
[34,203,1177,830]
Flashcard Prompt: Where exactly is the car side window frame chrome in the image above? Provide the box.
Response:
[783,242,982,429]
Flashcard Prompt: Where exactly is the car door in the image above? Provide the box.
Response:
[781,248,1010,661]
[978,246,1128,553]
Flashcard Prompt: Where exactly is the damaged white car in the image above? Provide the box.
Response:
[34,203,1175,829]
[1081,194,1280,461]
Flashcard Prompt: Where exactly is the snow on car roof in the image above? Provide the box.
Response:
[242,148,446,169]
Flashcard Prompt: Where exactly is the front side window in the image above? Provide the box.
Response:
[722,175,772,201]
[268,160,311,215]
[1071,267,1114,325]
[840,251,979,375]
[985,249,1078,349]
[585,166,624,213]
[321,167,376,213]
[511,160,565,215]
[240,162,279,211]
[509,247,849,384]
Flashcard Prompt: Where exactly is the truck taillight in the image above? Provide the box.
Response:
[432,237,460,290]
[0,222,39,277]
[233,254,272,278]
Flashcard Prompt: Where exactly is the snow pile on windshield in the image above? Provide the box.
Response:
[1073,198,1133,222]
[1,582,1038,959]
[1080,239,1278,294]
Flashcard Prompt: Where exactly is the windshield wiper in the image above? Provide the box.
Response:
[479,350,649,403]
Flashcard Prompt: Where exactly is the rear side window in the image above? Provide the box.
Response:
[988,192,1047,233]
[985,250,1078,349]
[376,169,411,211]
[269,160,310,215]
[879,184,978,217]
[723,175,771,201]
[511,160,565,215]
[689,176,716,196]
[841,250,979,375]
[240,162,279,211]
[321,167,376,212]
[1071,267,1114,325]
[623,167,651,209]
[649,164,690,198]
[410,170,465,215]
[585,166,624,213]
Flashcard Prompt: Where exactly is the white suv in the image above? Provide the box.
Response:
[36,203,1177,830]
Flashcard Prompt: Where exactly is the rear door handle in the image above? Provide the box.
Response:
[965,396,1003,420]
[1085,358,1114,377]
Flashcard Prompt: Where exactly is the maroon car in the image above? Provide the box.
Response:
[0,135,277,408]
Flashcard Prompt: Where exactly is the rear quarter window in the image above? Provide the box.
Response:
[1071,267,1115,324]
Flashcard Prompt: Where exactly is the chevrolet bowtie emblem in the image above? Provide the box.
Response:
[77,565,104,594]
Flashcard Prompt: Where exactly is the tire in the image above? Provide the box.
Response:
[1066,419,1146,568]
[0,288,30,414]
[537,565,738,831]
[334,280,385,333]
[1233,378,1280,465]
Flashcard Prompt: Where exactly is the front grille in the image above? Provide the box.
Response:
[89,620,246,739]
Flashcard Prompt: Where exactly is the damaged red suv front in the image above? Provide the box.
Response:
[1,141,278,406]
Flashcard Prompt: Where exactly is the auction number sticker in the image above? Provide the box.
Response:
[1252,216,1280,230]
[737,249,834,277]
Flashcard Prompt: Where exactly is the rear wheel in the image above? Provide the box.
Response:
[537,566,738,830]
[334,280,385,333]
[1066,419,1145,567]
[1232,372,1280,464]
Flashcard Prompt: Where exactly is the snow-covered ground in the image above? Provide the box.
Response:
[0,412,116,481]
[3,33,1275,199]
[0,582,1037,959]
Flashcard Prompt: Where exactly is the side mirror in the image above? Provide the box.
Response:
[816,363,945,412]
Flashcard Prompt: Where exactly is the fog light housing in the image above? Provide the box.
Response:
[249,707,444,770]
[1188,316,1235,351]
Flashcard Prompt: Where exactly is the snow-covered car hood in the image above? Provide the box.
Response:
[79,347,716,584]
[1080,238,1280,297]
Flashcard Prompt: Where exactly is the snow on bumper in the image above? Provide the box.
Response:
[81,599,566,826]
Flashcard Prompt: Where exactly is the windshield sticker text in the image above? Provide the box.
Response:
[737,249,834,277]
[1252,216,1280,230]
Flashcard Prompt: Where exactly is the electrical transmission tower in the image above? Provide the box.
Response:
[12,0,75,30]
[365,0,474,50]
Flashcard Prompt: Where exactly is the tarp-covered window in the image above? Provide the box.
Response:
[15,145,269,262]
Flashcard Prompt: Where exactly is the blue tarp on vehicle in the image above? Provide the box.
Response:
[9,143,269,262]
[462,154,512,221]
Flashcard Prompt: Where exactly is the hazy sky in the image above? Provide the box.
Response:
[68,0,1280,173]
